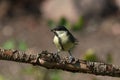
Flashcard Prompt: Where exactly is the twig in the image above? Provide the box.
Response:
[0,48,120,77]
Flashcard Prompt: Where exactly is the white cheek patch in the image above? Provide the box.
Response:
[56,31,66,35]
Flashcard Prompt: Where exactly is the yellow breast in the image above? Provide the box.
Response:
[53,32,74,51]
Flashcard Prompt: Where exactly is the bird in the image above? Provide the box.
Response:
[51,25,78,62]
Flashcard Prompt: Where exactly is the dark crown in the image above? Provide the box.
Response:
[52,26,68,31]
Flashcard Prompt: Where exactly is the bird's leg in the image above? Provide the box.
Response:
[54,50,60,58]
[68,50,75,63]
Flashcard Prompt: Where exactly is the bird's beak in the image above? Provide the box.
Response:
[51,29,53,32]
[51,29,55,32]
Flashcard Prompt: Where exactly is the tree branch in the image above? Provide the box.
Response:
[0,48,120,77]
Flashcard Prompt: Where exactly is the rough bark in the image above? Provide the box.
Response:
[0,48,120,77]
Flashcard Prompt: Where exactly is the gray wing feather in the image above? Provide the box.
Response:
[67,31,78,44]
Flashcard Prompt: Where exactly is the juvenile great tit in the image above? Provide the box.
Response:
[51,25,78,62]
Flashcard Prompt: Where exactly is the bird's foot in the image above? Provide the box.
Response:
[54,53,59,57]
[68,56,75,63]
[53,52,60,60]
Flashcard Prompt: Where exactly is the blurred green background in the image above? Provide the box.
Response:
[0,0,120,80]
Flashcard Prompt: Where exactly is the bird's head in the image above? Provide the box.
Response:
[51,26,68,34]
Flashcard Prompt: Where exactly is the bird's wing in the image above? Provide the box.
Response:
[67,31,79,45]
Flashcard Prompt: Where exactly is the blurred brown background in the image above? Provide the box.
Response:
[0,0,120,80]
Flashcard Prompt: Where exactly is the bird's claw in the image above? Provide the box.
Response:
[54,53,58,57]
[53,53,60,59]
[68,56,75,63]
